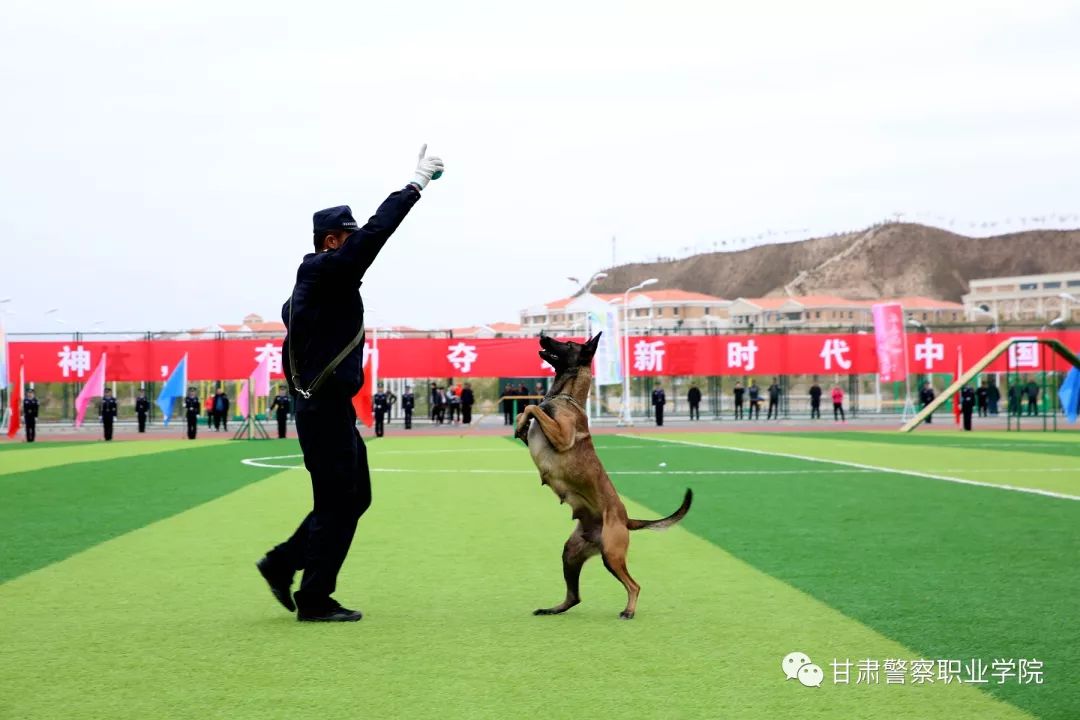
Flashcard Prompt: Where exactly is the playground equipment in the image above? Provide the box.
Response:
[900,338,1080,432]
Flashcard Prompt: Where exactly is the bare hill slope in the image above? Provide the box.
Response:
[591,223,1080,301]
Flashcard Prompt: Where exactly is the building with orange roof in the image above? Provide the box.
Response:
[728,296,965,330]
[521,290,731,334]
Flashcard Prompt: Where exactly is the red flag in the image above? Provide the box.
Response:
[954,346,963,425]
[352,354,373,428]
[6,356,22,439]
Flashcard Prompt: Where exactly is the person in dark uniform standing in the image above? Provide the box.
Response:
[976,380,989,418]
[184,387,201,440]
[270,385,291,439]
[401,386,415,429]
[687,384,702,420]
[960,384,976,431]
[461,382,475,425]
[733,381,745,420]
[100,388,118,441]
[748,381,761,420]
[809,383,822,419]
[373,385,389,437]
[651,383,666,426]
[257,146,444,623]
[502,383,515,425]
[22,389,39,442]
[919,381,936,423]
[1025,379,1039,416]
[213,388,231,431]
[135,390,150,433]
[766,378,781,420]
[987,381,1001,415]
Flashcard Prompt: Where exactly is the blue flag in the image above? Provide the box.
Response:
[156,354,188,425]
[1059,367,1080,424]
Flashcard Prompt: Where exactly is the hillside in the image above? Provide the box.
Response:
[591,223,1080,301]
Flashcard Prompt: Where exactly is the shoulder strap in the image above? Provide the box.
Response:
[288,292,365,399]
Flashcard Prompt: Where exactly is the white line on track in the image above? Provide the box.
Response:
[620,435,1080,502]
[239,451,1080,484]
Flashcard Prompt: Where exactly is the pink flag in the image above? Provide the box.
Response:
[75,353,107,427]
[237,379,250,418]
[871,303,908,383]
[252,353,271,397]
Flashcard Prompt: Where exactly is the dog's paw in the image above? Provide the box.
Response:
[533,608,555,616]
[619,610,635,620]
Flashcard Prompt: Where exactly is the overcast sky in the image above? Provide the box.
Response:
[2,0,1079,334]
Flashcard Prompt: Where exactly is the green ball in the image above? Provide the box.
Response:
[431,169,443,181]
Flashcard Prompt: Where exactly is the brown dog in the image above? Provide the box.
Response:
[515,332,692,619]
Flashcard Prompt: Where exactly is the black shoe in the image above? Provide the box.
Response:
[256,557,295,612]
[297,601,363,623]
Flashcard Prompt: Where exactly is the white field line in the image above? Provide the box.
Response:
[621,435,1080,502]
[240,450,1080,493]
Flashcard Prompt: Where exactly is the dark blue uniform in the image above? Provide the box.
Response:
[265,186,421,614]
[651,387,666,426]
[23,396,39,442]
[135,396,150,432]
[373,391,389,437]
[460,387,474,425]
[100,394,118,441]
[961,386,976,431]
[184,394,201,439]
[401,391,415,429]
[270,392,291,439]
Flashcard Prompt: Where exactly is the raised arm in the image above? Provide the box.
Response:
[316,146,444,286]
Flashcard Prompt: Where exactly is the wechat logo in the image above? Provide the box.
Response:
[782,651,823,687]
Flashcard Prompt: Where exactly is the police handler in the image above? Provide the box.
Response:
[257,146,444,623]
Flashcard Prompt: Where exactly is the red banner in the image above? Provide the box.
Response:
[8,332,1080,383]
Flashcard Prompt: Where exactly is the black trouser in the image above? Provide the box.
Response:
[834,403,845,421]
[404,408,412,429]
[103,417,114,441]
[435,405,445,424]
[25,418,36,442]
[810,400,820,419]
[266,393,372,611]
[977,401,987,418]
[654,404,664,426]
[187,412,199,439]
[504,403,513,425]
[213,412,221,430]
[276,411,288,439]
[750,400,760,419]
[1027,398,1038,416]
[374,410,385,437]
[207,410,213,427]
[137,413,147,432]
[734,399,743,419]
[767,399,779,419]
[689,402,699,420]
[922,404,933,423]
[962,407,973,431]
[462,405,472,424]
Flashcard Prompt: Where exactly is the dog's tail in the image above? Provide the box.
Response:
[627,489,693,531]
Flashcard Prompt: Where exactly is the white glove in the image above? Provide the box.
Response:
[411,144,445,190]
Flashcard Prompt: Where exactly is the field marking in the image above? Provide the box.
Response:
[623,435,1080,502]
[240,452,1080,480]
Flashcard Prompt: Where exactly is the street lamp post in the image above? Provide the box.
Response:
[618,278,658,426]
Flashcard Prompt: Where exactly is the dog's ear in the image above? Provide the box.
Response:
[579,332,602,364]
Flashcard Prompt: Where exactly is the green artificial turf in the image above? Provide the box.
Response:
[0,441,287,582]
[3,432,1076,719]
[612,432,1079,720]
